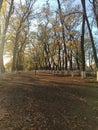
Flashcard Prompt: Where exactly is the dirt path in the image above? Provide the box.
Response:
[0,72,98,130]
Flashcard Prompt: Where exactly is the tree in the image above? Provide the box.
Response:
[12,0,37,71]
[84,0,98,69]
[80,0,86,78]
[0,0,14,72]
[56,0,67,70]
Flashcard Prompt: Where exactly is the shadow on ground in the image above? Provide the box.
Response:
[0,72,98,130]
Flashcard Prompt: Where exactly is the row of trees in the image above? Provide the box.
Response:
[34,0,98,75]
[0,0,38,72]
[0,0,98,78]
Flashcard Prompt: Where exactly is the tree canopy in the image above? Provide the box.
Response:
[0,0,98,75]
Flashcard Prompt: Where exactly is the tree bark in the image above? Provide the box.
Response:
[92,0,98,27]
[84,0,98,69]
[85,16,98,68]
[57,0,67,70]
[80,0,86,78]
[76,50,80,70]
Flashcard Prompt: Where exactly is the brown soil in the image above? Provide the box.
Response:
[0,71,98,130]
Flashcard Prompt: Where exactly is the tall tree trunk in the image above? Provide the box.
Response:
[16,33,27,71]
[53,25,62,70]
[81,0,86,78]
[85,16,98,68]
[0,0,14,73]
[69,50,73,70]
[57,0,67,70]
[12,18,24,71]
[0,0,4,72]
[80,14,85,71]
[84,0,98,69]
[12,31,19,71]
[57,40,61,70]
[76,49,80,70]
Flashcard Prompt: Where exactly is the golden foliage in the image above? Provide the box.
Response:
[20,5,27,13]
[67,29,74,35]
[1,0,8,15]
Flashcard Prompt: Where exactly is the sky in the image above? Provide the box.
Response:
[16,0,57,10]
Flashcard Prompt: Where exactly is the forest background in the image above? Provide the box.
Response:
[0,0,98,79]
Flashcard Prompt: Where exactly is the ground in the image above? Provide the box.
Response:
[0,71,98,130]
